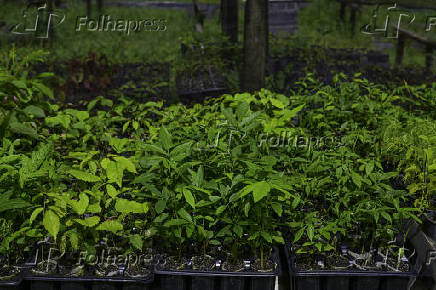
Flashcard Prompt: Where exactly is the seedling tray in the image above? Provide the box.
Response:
[284,244,417,290]
[23,272,154,290]
[0,274,22,290]
[154,248,280,290]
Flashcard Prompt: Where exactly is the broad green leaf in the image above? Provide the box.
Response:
[69,169,101,183]
[365,161,374,176]
[164,219,189,227]
[307,225,314,241]
[252,181,271,203]
[69,193,89,215]
[155,199,166,214]
[261,231,272,243]
[178,208,193,222]
[96,220,123,233]
[271,203,283,216]
[130,234,143,250]
[293,227,305,243]
[43,210,60,240]
[106,184,119,198]
[183,188,195,208]
[351,172,362,188]
[30,207,43,224]
[159,127,172,151]
[244,202,251,217]
[114,156,136,173]
[216,205,226,215]
[115,199,145,214]
[23,105,45,118]
[74,216,100,227]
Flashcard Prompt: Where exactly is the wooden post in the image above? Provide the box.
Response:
[395,33,405,66]
[221,0,238,43]
[426,44,433,70]
[242,0,268,92]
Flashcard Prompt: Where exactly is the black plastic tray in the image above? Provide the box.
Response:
[0,274,23,290]
[153,248,280,290]
[23,271,154,290]
[284,244,418,290]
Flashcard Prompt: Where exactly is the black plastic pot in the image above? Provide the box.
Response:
[284,244,417,290]
[154,249,280,290]
[0,274,22,290]
[422,210,436,239]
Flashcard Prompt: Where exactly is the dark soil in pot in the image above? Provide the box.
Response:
[124,265,153,278]
[0,266,19,281]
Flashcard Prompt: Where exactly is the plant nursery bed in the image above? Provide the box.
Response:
[284,244,418,290]
[153,248,280,290]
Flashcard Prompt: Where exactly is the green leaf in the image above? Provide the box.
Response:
[69,169,101,183]
[293,227,305,243]
[164,219,189,227]
[183,188,195,208]
[74,216,100,227]
[155,199,166,214]
[130,234,143,250]
[9,122,38,139]
[159,127,172,151]
[365,161,374,176]
[273,235,285,244]
[244,202,251,217]
[178,208,193,222]
[271,203,283,216]
[252,181,271,203]
[106,161,123,187]
[380,212,392,224]
[115,199,145,214]
[69,193,89,215]
[96,220,123,233]
[216,205,226,215]
[106,184,119,198]
[351,172,362,188]
[23,105,45,118]
[0,193,31,213]
[43,210,60,240]
[261,231,273,243]
[30,207,43,224]
[307,225,314,241]
[233,225,243,238]
[114,156,136,173]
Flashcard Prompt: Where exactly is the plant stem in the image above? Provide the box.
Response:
[260,245,264,270]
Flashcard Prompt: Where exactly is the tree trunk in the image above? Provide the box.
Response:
[221,0,238,43]
[46,0,54,48]
[192,0,205,32]
[97,0,103,12]
[86,0,91,17]
[241,0,268,92]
